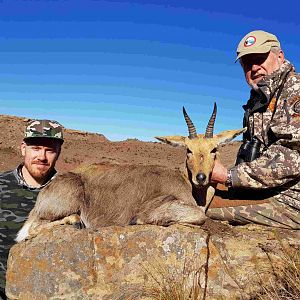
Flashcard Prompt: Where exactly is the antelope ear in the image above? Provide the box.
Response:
[155,135,186,147]
[214,128,246,145]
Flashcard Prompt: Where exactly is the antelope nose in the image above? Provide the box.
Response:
[196,173,206,184]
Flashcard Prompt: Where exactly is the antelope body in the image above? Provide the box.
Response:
[16,104,244,242]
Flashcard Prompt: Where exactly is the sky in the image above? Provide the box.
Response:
[1,0,300,141]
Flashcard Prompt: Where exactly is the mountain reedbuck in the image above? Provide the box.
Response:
[16,104,244,242]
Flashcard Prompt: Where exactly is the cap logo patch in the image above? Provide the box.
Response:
[293,100,300,114]
[244,36,256,47]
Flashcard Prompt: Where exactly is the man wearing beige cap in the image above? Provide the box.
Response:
[208,30,300,229]
[0,119,64,299]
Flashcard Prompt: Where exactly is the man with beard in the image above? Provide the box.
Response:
[0,119,64,299]
[208,30,300,229]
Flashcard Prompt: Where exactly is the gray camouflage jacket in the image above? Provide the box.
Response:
[0,165,56,296]
[230,60,300,210]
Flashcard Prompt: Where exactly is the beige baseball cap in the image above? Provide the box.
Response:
[236,30,280,61]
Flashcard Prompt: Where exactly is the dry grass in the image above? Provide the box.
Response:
[141,259,206,300]
[140,242,300,300]
[254,244,300,300]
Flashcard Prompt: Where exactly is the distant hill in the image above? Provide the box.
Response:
[0,114,240,173]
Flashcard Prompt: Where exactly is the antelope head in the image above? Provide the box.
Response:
[156,103,245,187]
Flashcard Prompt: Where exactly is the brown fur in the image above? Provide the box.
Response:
[16,163,207,242]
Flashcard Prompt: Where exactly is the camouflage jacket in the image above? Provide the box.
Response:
[231,60,300,209]
[0,165,56,295]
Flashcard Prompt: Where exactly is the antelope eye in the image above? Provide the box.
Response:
[187,148,192,154]
[210,148,217,154]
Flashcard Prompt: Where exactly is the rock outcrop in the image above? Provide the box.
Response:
[6,221,300,299]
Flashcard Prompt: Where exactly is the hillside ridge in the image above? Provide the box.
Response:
[0,114,240,173]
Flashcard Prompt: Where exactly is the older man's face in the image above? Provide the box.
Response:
[240,50,284,89]
[21,138,61,182]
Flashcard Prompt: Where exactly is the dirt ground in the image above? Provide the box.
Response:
[0,114,241,173]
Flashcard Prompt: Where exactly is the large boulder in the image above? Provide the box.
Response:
[6,222,300,299]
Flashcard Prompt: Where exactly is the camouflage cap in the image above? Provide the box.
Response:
[24,119,64,143]
[236,30,281,61]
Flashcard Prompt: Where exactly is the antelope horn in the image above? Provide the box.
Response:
[205,102,217,138]
[183,106,197,139]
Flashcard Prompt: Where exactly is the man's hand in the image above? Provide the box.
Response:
[211,160,228,184]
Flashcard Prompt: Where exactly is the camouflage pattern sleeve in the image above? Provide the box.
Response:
[231,144,300,189]
[0,169,39,296]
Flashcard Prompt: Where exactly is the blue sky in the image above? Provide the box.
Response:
[1,0,300,141]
